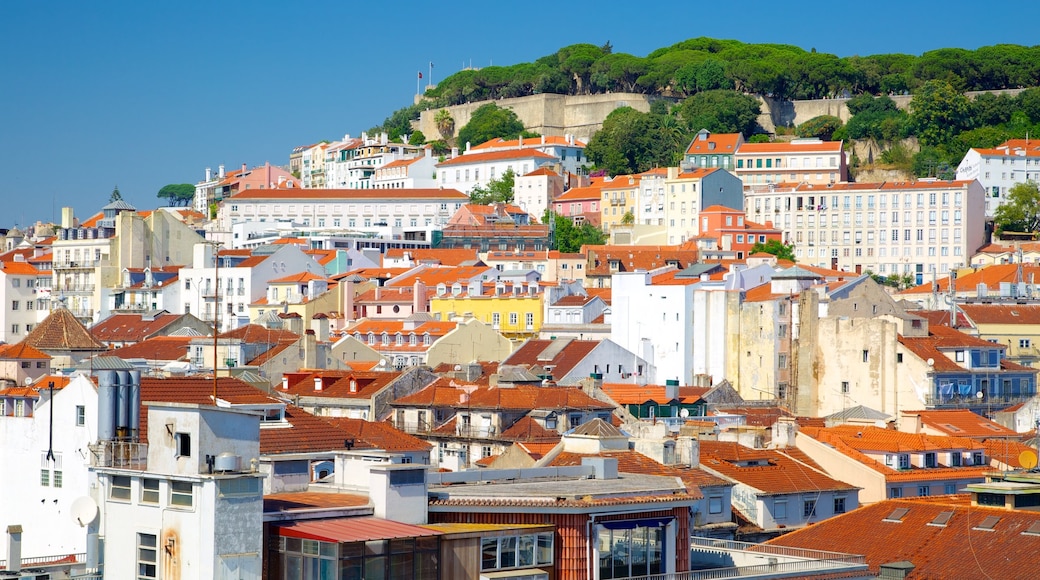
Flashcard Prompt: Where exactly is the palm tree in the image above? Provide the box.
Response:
[435,109,455,143]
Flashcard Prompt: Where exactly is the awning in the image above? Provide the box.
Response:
[274,516,442,543]
[598,517,672,530]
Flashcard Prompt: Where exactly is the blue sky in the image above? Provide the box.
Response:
[2,1,1038,226]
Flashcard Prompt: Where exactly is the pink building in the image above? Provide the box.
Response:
[551,183,603,226]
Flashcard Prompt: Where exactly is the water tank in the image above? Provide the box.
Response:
[116,370,131,430]
[96,371,118,441]
[128,370,141,435]
[214,453,241,472]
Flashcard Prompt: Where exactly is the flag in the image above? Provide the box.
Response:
[418,71,423,79]
[430,61,434,68]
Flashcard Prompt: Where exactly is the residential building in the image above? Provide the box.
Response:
[697,205,783,260]
[513,166,565,220]
[0,342,52,385]
[551,182,603,226]
[219,186,468,232]
[744,179,987,277]
[540,292,611,340]
[583,244,700,288]
[0,374,94,567]
[684,129,743,170]
[437,148,557,194]
[276,367,437,422]
[101,265,183,318]
[699,441,860,531]
[502,337,653,385]
[338,316,514,370]
[330,133,425,190]
[322,136,364,189]
[789,423,992,504]
[899,263,1040,309]
[944,303,1040,369]
[956,138,1040,216]
[600,174,639,229]
[767,482,1040,578]
[734,138,847,187]
[200,161,298,211]
[662,167,746,244]
[90,311,211,349]
[23,307,107,368]
[468,134,590,178]
[0,257,42,342]
[428,278,545,340]
[897,408,1019,439]
[369,149,439,190]
[300,142,331,189]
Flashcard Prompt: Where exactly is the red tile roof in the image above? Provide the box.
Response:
[901,264,1040,295]
[500,416,561,443]
[383,248,480,266]
[898,325,1009,372]
[956,304,1040,325]
[471,135,587,151]
[501,339,601,379]
[550,450,724,494]
[737,140,843,153]
[275,516,441,543]
[600,383,703,405]
[280,371,400,400]
[437,149,555,167]
[584,245,699,276]
[107,336,192,361]
[906,409,1019,438]
[0,341,50,360]
[767,496,1040,578]
[218,324,299,343]
[322,417,432,452]
[393,382,612,412]
[91,313,189,343]
[25,308,107,351]
[700,441,857,494]
[686,133,742,155]
[232,188,468,201]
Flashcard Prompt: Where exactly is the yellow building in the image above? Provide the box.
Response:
[429,281,544,340]
[600,175,638,229]
[952,304,1040,369]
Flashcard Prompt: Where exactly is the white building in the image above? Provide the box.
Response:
[956,139,1040,216]
[437,148,558,194]
[734,138,848,187]
[743,179,987,279]
[662,167,746,244]
[193,165,226,213]
[513,167,564,221]
[219,187,468,233]
[370,149,439,190]
[468,134,591,177]
[0,257,43,341]
[91,401,264,579]
[179,243,326,331]
[0,374,98,565]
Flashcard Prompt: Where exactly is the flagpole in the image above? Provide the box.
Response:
[417,70,420,96]
[429,61,434,88]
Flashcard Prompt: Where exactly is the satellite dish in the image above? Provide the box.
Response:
[976,391,985,399]
[926,358,934,367]
[1020,450,1038,470]
[679,408,690,418]
[25,377,33,386]
[70,496,98,527]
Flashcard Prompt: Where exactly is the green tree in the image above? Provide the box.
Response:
[993,181,1040,234]
[796,115,844,140]
[750,239,795,261]
[434,109,455,141]
[468,169,516,204]
[546,211,607,253]
[586,107,679,175]
[408,130,426,146]
[909,80,973,146]
[456,103,527,148]
[157,183,195,206]
[676,90,761,136]
[620,210,635,225]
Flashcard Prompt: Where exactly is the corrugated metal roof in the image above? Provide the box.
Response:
[274,516,442,543]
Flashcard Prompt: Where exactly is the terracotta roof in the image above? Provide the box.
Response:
[686,133,742,155]
[906,409,1019,438]
[322,417,432,452]
[24,308,107,352]
[501,338,601,379]
[268,271,328,284]
[393,382,612,412]
[600,383,702,405]
[264,492,370,514]
[107,336,192,361]
[957,304,1040,325]
[901,264,1040,295]
[386,265,495,288]
[712,405,792,428]
[584,245,699,276]
[471,135,587,151]
[218,324,299,343]
[738,140,843,153]
[554,184,604,202]
[437,149,555,167]
[767,496,1040,578]
[280,371,400,400]
[247,341,297,366]
[898,325,1009,372]
[499,416,563,442]
[383,248,480,266]
[551,294,597,307]
[700,441,858,494]
[0,261,39,275]
[0,341,50,360]
[91,313,188,343]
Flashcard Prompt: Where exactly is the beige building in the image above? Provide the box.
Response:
[734,138,847,187]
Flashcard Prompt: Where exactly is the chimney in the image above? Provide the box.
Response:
[6,525,22,573]
[313,376,323,392]
[218,164,226,179]
[241,162,247,174]
[281,377,290,391]
[450,147,458,158]
[368,465,428,524]
[665,379,679,401]
[465,141,471,153]
[205,167,212,181]
[344,279,356,321]
[677,436,699,468]
[518,135,523,148]
[413,279,427,313]
[311,314,330,342]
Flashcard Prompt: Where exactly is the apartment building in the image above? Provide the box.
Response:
[956,138,1040,216]
[734,138,847,187]
[744,180,987,277]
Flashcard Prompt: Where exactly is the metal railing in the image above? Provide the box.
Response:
[0,552,84,570]
[89,441,148,470]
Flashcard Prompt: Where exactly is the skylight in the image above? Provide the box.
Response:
[928,511,954,527]
[1023,521,1040,536]
[883,508,910,523]
[973,516,1000,531]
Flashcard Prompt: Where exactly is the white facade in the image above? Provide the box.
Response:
[0,258,43,342]
[93,403,264,580]
[956,142,1040,216]
[370,149,439,190]
[219,188,468,233]
[513,169,562,222]
[437,150,557,194]
[179,243,325,331]
[0,374,98,562]
[744,180,987,278]
[611,268,695,385]
[194,165,226,213]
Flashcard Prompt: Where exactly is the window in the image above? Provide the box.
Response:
[774,500,787,520]
[1021,339,1032,349]
[841,381,850,394]
[170,480,193,507]
[509,312,518,326]
[918,485,930,497]
[175,432,191,457]
[945,483,957,495]
[862,350,869,363]
[492,312,500,327]
[111,475,132,500]
[141,478,160,504]
[889,487,903,499]
[898,454,910,469]
[924,452,937,468]
[803,500,817,518]
[526,312,534,329]
[11,300,18,310]
[834,497,847,514]
[138,533,158,579]
[74,405,86,426]
[709,496,723,514]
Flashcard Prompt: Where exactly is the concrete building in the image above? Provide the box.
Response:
[743,179,987,277]
[437,148,558,194]
[684,129,743,170]
[513,166,565,221]
[956,138,1040,216]
[734,138,847,187]
[662,167,746,245]
[369,149,439,190]
[0,257,43,342]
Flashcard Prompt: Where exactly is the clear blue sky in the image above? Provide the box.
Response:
[2,0,1037,226]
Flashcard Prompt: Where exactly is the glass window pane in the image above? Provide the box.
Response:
[364,555,386,580]
[500,536,517,568]
[481,538,498,570]
[518,535,535,567]
[537,533,553,565]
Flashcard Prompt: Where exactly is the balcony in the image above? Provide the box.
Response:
[88,440,148,470]
[679,537,867,580]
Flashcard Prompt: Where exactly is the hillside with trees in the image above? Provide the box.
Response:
[369,38,1040,178]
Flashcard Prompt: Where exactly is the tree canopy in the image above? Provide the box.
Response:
[994,181,1040,234]
[750,239,796,261]
[157,183,195,206]
[456,103,532,148]
[676,90,761,135]
[546,212,607,253]
[469,169,515,205]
